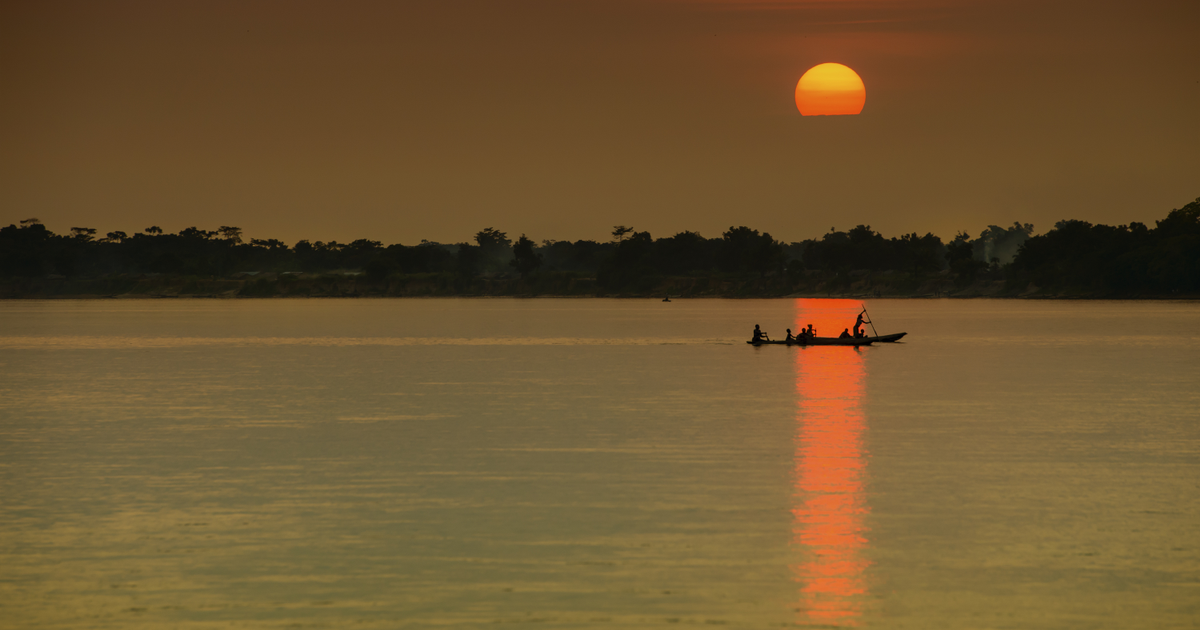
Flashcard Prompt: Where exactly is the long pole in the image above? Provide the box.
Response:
[861,304,880,338]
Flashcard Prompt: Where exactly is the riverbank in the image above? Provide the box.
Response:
[2,272,1195,299]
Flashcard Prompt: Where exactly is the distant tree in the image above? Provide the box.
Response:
[899,232,944,274]
[341,239,383,269]
[1008,200,1199,294]
[802,230,851,272]
[597,230,655,290]
[510,234,542,278]
[69,227,97,242]
[538,239,614,273]
[474,227,512,272]
[293,240,318,270]
[179,227,215,240]
[455,242,481,277]
[651,231,715,275]
[0,220,53,277]
[719,226,782,277]
[250,238,288,250]
[846,225,887,270]
[974,222,1034,264]
[475,227,511,250]
[365,256,399,282]
[945,232,973,264]
[947,231,986,287]
[1,200,1192,296]
[1154,197,1200,238]
[217,226,243,243]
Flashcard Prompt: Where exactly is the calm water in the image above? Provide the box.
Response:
[1,298,1197,629]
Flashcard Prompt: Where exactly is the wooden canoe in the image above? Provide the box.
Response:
[747,337,873,347]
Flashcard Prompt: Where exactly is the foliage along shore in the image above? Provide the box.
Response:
[2,198,1197,300]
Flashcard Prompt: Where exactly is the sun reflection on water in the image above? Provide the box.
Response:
[791,299,871,625]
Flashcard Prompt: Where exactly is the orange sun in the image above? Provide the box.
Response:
[795,63,866,116]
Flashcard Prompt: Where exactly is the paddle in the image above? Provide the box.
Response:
[861,304,881,339]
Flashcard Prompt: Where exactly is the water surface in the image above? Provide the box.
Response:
[1,298,1197,628]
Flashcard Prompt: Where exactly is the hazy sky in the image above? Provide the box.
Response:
[2,0,1197,245]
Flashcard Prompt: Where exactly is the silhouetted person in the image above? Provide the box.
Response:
[839,328,852,339]
[785,328,795,342]
[806,324,815,338]
[752,325,769,343]
[854,312,865,337]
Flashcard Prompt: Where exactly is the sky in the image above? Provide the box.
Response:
[2,0,1197,245]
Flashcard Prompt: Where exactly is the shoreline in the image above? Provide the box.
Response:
[4,291,1197,301]
[3,274,1196,301]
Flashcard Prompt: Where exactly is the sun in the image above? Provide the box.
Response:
[795,63,866,116]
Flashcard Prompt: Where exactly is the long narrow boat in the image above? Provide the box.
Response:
[747,337,873,347]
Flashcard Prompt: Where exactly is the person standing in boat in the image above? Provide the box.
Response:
[853,312,866,338]
[752,325,769,343]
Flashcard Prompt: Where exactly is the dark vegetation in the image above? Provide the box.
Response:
[2,198,1197,298]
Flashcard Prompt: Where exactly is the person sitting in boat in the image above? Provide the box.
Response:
[853,312,865,337]
[752,325,769,343]
[785,328,795,342]
[839,328,852,339]
[806,324,815,339]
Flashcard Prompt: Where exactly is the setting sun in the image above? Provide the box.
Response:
[795,63,866,116]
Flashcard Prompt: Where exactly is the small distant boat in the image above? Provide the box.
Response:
[747,337,873,347]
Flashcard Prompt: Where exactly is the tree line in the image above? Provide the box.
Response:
[1,197,1197,296]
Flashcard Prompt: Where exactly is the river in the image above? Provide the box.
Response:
[1,298,1196,628]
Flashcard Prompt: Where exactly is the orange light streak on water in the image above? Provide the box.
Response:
[791,299,871,625]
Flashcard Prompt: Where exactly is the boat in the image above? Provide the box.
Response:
[855,307,906,342]
[747,337,873,347]
[744,306,904,347]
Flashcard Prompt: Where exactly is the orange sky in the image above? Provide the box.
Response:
[1,0,1197,245]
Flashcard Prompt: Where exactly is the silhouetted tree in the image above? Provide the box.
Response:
[510,234,542,278]
[3,200,1196,297]
[217,226,243,243]
[69,227,97,242]
[1009,198,1199,294]
[474,227,512,272]
[974,222,1034,264]
[947,232,987,287]
[0,220,53,277]
[611,226,634,243]
[719,226,782,277]
[455,243,481,277]
[475,227,510,251]
[651,231,715,275]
